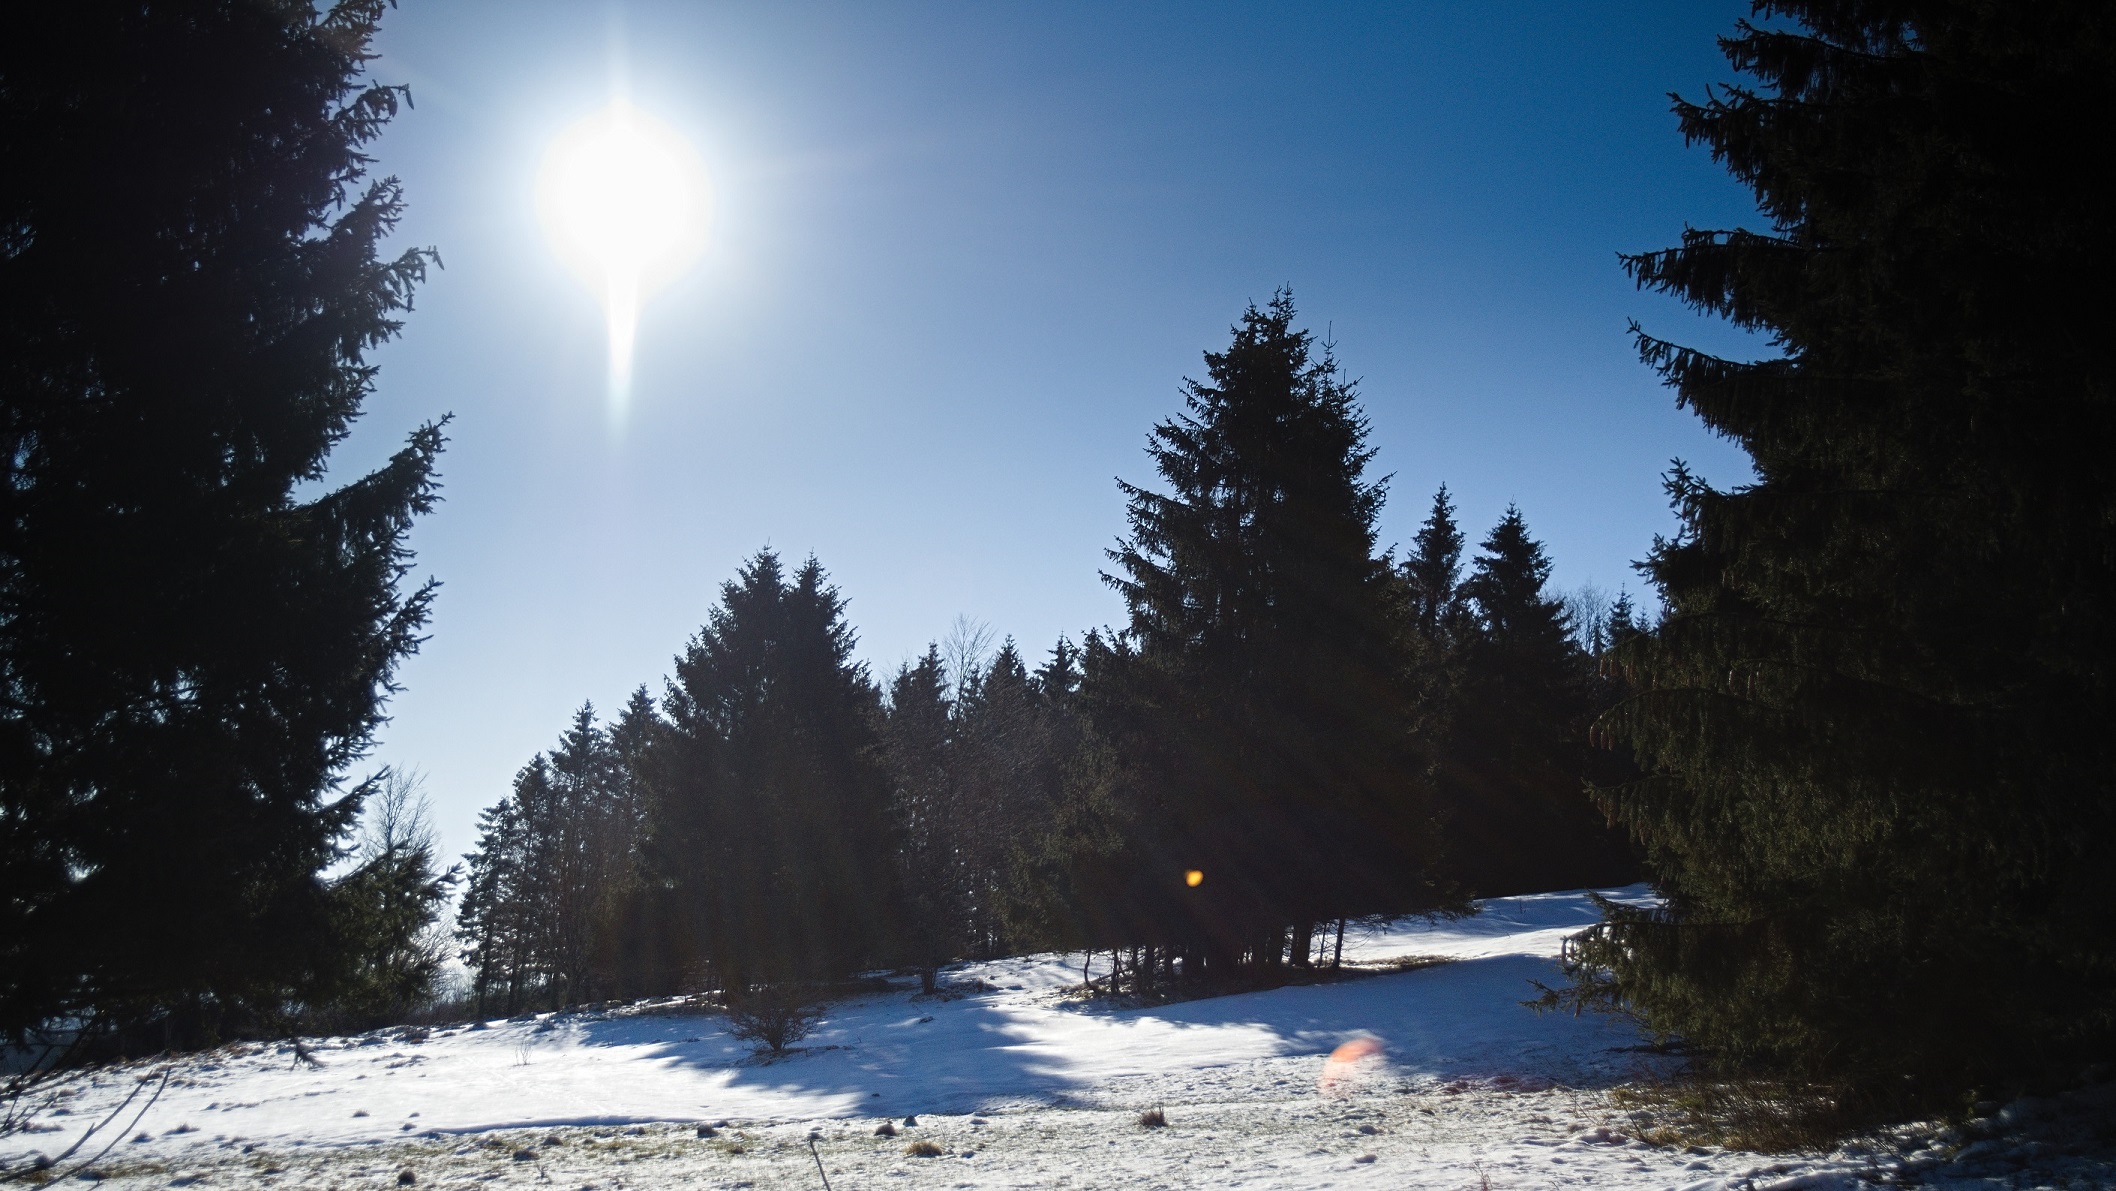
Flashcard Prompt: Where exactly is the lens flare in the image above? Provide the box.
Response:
[536,100,711,418]
[1318,1036,1385,1097]
[1184,869,1204,888]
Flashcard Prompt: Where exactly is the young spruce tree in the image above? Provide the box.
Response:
[0,1,441,1042]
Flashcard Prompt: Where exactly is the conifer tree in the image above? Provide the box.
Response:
[1403,485,1470,646]
[455,703,651,1010]
[1004,631,1162,966]
[456,797,532,1014]
[1567,1,2116,1093]
[950,642,1065,957]
[1102,293,1450,974]
[648,551,899,992]
[1603,591,1641,646]
[328,773,456,1029]
[1,1,441,1040]
[1442,508,1633,894]
[1459,507,1581,762]
[881,646,959,991]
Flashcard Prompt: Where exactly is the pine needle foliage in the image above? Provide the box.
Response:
[1562,1,2116,1096]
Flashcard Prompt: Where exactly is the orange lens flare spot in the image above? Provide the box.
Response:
[1184,869,1204,887]
[1327,1038,1383,1064]
[1319,1037,1385,1097]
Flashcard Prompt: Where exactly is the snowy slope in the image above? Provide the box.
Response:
[7,886,2110,1190]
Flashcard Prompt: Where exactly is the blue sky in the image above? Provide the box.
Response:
[349,1,1766,858]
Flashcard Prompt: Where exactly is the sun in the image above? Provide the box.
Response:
[536,101,711,403]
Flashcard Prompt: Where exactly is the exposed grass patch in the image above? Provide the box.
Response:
[1068,955,1457,1010]
[1611,1076,1858,1153]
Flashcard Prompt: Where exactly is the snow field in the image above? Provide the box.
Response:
[7,887,2111,1189]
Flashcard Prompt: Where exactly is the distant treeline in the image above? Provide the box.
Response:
[455,296,1640,1013]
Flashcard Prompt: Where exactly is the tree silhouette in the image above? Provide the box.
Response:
[1,0,442,1042]
[1567,0,2116,1094]
[1101,292,1451,976]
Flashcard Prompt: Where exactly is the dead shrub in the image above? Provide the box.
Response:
[724,983,824,1055]
[904,1140,944,1157]
[1137,1108,1167,1129]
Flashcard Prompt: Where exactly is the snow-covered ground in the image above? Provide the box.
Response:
[6,886,2111,1189]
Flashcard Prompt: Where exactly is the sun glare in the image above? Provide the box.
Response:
[537,101,711,411]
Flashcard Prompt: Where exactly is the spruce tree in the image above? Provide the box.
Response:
[457,800,531,1013]
[648,551,899,992]
[1444,508,1633,894]
[1,1,441,1041]
[1568,1,2116,1094]
[1603,591,1640,646]
[1459,507,1581,762]
[881,646,959,991]
[328,773,456,1029]
[1403,485,1470,646]
[1004,631,1160,965]
[454,703,653,1010]
[1102,293,1450,973]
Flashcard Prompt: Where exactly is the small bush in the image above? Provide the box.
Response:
[904,1140,944,1157]
[874,1121,897,1137]
[724,984,823,1054]
[1138,1108,1167,1128]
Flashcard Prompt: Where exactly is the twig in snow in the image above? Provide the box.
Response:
[44,1068,170,1183]
[806,1130,834,1191]
[1,1063,154,1182]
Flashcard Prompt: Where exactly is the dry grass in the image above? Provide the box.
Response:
[903,1140,944,1157]
[1137,1108,1168,1129]
[1355,954,1455,974]
[1611,1075,1856,1152]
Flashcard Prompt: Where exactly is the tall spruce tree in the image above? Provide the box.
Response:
[648,551,899,992]
[456,798,533,1013]
[1568,2,2116,1093]
[0,1,441,1041]
[881,645,959,992]
[1444,508,1634,894]
[1102,293,1450,975]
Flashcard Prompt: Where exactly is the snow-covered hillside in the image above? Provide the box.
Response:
[7,887,2110,1189]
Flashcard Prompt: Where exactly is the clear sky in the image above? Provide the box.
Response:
[346,1,1766,861]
